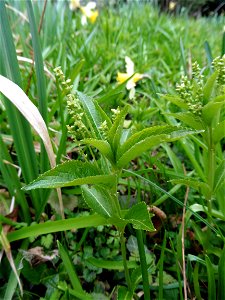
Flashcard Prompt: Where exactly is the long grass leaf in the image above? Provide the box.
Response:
[222,32,225,56]
[0,135,30,223]
[0,0,40,211]
[0,228,23,296]
[205,255,216,300]
[7,214,108,242]
[0,75,64,219]
[26,0,49,176]
[57,241,84,293]
[218,245,225,300]
[0,75,55,169]
[204,41,213,73]
[3,240,29,300]
[158,231,167,299]
[179,38,187,76]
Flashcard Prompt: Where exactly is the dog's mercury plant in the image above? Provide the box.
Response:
[176,62,204,115]
[165,57,225,220]
[212,56,225,86]
[23,65,206,299]
[54,67,90,142]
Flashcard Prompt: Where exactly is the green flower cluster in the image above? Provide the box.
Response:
[176,57,225,116]
[212,55,225,86]
[176,68,203,116]
[54,66,88,141]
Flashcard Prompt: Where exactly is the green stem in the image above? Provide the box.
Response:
[136,229,150,300]
[207,126,215,217]
[158,231,167,300]
[120,228,132,293]
[112,171,122,218]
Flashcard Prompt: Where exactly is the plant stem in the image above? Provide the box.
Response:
[120,228,132,293]
[207,126,215,218]
[158,231,167,300]
[136,229,150,300]
[112,171,122,218]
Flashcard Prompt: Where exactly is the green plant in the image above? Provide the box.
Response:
[0,1,224,298]
[20,65,202,299]
[164,57,225,219]
[162,56,225,298]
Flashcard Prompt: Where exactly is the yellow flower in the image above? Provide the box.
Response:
[169,1,176,11]
[69,0,81,10]
[116,56,144,98]
[80,2,99,25]
[89,10,99,23]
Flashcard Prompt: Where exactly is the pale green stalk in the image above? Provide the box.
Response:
[136,229,150,300]
[120,227,132,293]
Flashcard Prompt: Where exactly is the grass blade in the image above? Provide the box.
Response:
[0,0,40,212]
[179,38,187,76]
[158,231,167,299]
[222,32,225,56]
[26,0,49,176]
[136,229,150,300]
[57,241,84,293]
[204,41,213,73]
[205,255,216,300]
[7,214,108,242]
[218,245,225,300]
[0,75,64,219]
[0,75,55,170]
[3,240,29,300]
[0,135,30,223]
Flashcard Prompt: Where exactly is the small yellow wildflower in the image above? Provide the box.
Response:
[69,0,98,25]
[69,0,81,10]
[116,56,144,99]
[80,2,99,25]
[169,1,176,11]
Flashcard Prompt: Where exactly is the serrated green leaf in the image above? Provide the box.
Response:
[124,202,155,232]
[117,134,168,168]
[213,120,225,144]
[211,95,225,102]
[171,178,210,196]
[202,100,225,125]
[117,129,200,168]
[169,129,203,140]
[82,138,114,163]
[213,160,225,194]
[161,94,189,109]
[77,91,103,139]
[117,125,174,158]
[202,71,218,102]
[23,161,115,190]
[81,185,119,218]
[166,112,205,130]
[108,105,129,152]
[87,257,137,270]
